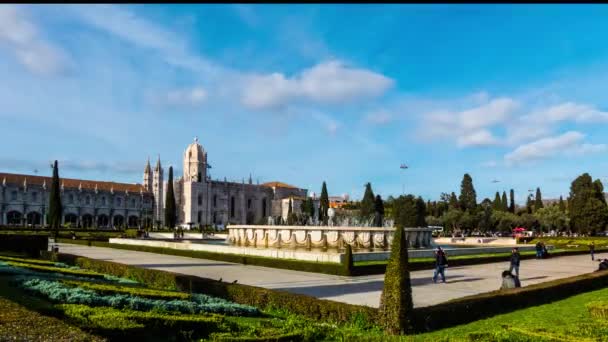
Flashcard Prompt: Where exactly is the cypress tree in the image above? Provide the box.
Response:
[165,166,177,229]
[379,225,414,334]
[535,187,544,210]
[509,189,515,213]
[501,191,508,212]
[307,197,315,218]
[374,195,385,227]
[458,173,477,212]
[360,182,376,220]
[449,192,459,210]
[558,195,566,212]
[319,182,329,225]
[287,198,294,225]
[493,192,502,211]
[48,160,62,238]
[526,194,534,214]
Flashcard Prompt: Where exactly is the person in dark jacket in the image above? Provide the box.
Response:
[433,246,448,283]
[590,242,596,261]
[500,270,522,289]
[509,247,520,277]
[535,242,543,259]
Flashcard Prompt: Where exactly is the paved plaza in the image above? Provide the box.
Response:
[58,243,605,308]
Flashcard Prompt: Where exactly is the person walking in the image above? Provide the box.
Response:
[433,246,448,283]
[535,241,543,259]
[509,247,521,278]
[590,242,596,261]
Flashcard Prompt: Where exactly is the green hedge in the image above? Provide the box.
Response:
[46,252,378,326]
[412,268,608,333]
[0,234,48,256]
[57,239,351,276]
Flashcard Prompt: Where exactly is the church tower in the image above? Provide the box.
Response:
[153,155,164,224]
[143,157,152,192]
[183,137,207,183]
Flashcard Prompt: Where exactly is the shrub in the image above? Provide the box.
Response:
[61,279,190,300]
[0,234,48,256]
[59,304,223,341]
[49,253,379,326]
[0,255,58,266]
[4,260,106,279]
[379,226,414,335]
[21,278,260,317]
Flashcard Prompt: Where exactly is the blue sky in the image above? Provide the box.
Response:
[2,4,608,204]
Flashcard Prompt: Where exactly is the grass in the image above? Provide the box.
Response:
[409,285,608,341]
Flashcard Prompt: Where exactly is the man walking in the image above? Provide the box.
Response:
[590,242,596,261]
[509,247,520,278]
[535,241,543,259]
[433,246,448,283]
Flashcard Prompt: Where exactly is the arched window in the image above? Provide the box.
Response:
[213,195,217,207]
[198,195,202,206]
[101,196,106,206]
[230,196,235,218]
[85,196,91,205]
[116,197,122,206]
[262,198,267,217]
[189,151,192,158]
[247,198,252,209]
[197,211,202,223]
[198,172,202,182]
[131,198,136,207]
[69,194,74,204]
[31,192,38,202]
[213,211,217,224]
[11,191,17,201]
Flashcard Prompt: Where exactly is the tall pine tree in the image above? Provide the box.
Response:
[493,192,502,211]
[535,187,544,210]
[449,192,459,210]
[48,160,62,238]
[509,189,515,213]
[459,173,477,212]
[501,191,508,212]
[164,166,177,228]
[319,181,329,225]
[558,195,566,212]
[360,182,376,220]
[526,194,534,214]
[374,195,385,227]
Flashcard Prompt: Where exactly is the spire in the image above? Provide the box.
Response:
[110,186,114,194]
[194,136,199,144]
[145,157,151,173]
[61,180,65,191]
[155,154,162,172]
[2,177,5,187]
[42,179,46,190]
[248,173,252,185]
[23,177,27,192]
[94,184,98,194]
[78,182,82,192]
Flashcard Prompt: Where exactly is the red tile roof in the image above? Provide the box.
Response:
[0,172,150,194]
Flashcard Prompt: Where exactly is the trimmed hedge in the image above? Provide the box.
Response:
[61,279,191,300]
[4,260,106,279]
[0,234,48,256]
[46,252,379,326]
[57,239,351,276]
[411,268,608,333]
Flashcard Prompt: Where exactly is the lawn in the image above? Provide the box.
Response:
[410,286,608,341]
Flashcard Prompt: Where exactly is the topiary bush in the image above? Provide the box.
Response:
[379,227,414,335]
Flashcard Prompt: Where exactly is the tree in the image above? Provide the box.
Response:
[458,173,477,212]
[501,191,508,212]
[48,160,62,238]
[319,182,329,225]
[535,187,544,210]
[477,205,493,232]
[569,173,608,234]
[379,224,414,334]
[509,189,515,213]
[558,196,566,212]
[286,199,294,225]
[393,195,426,228]
[526,194,534,214]
[493,192,502,211]
[441,208,463,233]
[374,195,384,227]
[535,205,569,232]
[360,182,376,220]
[164,166,177,229]
[449,192,459,210]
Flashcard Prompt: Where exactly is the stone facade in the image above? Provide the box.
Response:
[146,138,308,228]
[0,173,154,228]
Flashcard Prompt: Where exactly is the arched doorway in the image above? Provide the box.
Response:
[97,215,109,228]
[64,213,78,226]
[7,211,22,225]
[128,215,139,228]
[82,214,93,228]
[113,215,124,228]
[26,212,41,226]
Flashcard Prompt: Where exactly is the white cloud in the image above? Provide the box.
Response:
[524,102,608,124]
[423,97,519,147]
[365,109,393,125]
[504,131,606,165]
[164,87,207,106]
[0,157,142,175]
[0,5,68,76]
[241,60,394,109]
[481,160,498,168]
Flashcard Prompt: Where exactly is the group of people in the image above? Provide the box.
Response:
[535,241,550,259]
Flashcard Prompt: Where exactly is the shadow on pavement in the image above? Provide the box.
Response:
[131,263,233,268]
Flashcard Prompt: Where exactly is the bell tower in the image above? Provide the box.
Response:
[183,137,207,183]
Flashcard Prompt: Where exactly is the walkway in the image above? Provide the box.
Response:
[57,243,605,308]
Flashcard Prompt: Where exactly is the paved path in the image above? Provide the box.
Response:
[58,243,605,308]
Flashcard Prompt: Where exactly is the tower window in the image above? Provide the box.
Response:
[197,211,202,223]
[213,195,217,207]
[198,172,202,182]
[262,198,267,217]
[247,199,252,209]
[198,195,202,206]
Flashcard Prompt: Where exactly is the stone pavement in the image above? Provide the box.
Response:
[58,243,605,308]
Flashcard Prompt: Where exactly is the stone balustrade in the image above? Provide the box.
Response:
[227,225,435,249]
